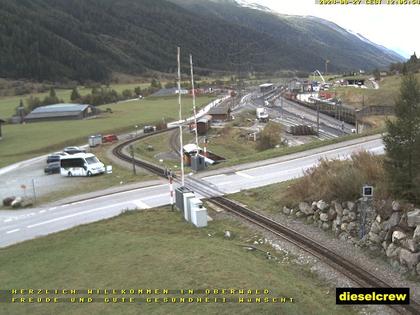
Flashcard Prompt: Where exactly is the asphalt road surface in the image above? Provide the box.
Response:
[0,136,383,248]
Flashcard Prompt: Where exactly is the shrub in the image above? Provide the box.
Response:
[257,122,282,151]
[287,151,387,202]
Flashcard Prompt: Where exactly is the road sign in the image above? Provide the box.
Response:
[362,185,373,197]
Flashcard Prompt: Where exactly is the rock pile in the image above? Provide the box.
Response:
[283,199,420,276]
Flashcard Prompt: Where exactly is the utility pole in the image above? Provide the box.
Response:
[316,100,320,136]
[280,96,284,118]
[177,47,185,186]
[190,54,199,156]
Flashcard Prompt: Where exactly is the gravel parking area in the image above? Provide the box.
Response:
[0,157,86,201]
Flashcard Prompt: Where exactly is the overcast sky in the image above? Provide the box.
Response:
[253,0,419,59]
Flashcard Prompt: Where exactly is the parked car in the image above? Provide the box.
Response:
[46,152,68,164]
[143,125,156,133]
[44,162,61,174]
[102,134,118,143]
[63,146,86,155]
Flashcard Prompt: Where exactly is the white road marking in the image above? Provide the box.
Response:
[142,193,169,201]
[212,181,233,186]
[6,229,20,234]
[48,207,57,211]
[4,219,12,223]
[27,201,130,229]
[39,210,46,213]
[203,174,226,180]
[236,171,254,179]
[132,200,150,209]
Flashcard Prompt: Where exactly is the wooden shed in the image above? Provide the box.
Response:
[208,103,231,121]
[196,115,211,135]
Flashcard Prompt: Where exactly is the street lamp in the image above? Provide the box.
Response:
[135,125,138,137]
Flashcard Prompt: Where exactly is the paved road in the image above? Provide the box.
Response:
[0,136,384,248]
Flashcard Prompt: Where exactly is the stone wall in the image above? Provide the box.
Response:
[283,199,420,276]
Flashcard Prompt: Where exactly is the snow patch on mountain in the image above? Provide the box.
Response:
[235,0,272,12]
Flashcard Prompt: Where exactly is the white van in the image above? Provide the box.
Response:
[60,153,105,177]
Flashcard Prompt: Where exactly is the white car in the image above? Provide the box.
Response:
[60,153,105,177]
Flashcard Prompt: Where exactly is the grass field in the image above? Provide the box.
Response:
[230,181,296,214]
[134,129,193,170]
[211,127,383,169]
[0,95,215,168]
[0,207,356,315]
[334,73,420,108]
[133,126,261,170]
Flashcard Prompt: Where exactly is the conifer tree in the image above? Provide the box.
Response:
[383,74,420,201]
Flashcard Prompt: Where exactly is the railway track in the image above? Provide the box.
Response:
[112,129,420,315]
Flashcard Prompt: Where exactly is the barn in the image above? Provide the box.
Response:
[24,104,96,122]
[208,103,231,121]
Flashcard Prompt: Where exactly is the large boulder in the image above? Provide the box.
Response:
[341,223,348,231]
[413,226,420,242]
[333,201,343,216]
[320,213,330,222]
[392,200,401,212]
[317,200,329,212]
[370,221,382,234]
[328,208,337,220]
[383,212,401,231]
[333,217,342,227]
[386,243,401,258]
[295,211,305,218]
[321,222,331,230]
[399,249,420,269]
[299,202,314,215]
[368,232,382,244]
[342,215,351,223]
[348,211,357,222]
[282,206,291,215]
[402,239,419,253]
[392,230,407,244]
[347,201,356,212]
[407,209,420,227]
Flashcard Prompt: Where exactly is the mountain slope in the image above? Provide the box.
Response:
[171,0,404,72]
[0,0,404,82]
